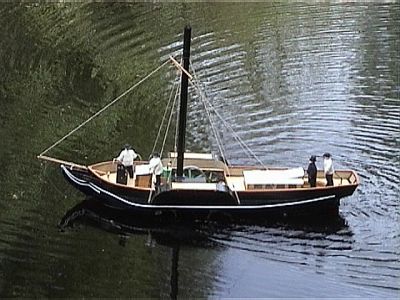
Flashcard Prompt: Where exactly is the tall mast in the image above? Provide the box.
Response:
[176,26,191,178]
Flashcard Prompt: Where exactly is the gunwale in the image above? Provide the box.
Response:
[87,158,359,194]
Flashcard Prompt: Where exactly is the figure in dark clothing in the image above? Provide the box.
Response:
[307,155,318,188]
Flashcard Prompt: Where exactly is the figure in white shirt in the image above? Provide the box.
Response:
[323,153,334,186]
[114,144,138,178]
[149,152,163,191]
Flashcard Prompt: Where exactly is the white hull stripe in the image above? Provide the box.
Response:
[62,165,336,210]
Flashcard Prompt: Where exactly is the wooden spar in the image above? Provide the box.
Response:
[176,26,191,178]
[169,56,193,80]
[37,155,88,170]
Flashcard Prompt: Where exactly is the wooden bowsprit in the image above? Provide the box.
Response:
[37,155,88,171]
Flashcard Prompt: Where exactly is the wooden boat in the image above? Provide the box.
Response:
[39,26,359,219]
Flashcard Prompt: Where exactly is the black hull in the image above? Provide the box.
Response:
[61,165,349,220]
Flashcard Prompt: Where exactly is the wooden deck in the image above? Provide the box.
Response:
[98,171,352,192]
[90,160,357,192]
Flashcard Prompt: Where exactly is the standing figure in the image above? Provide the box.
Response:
[115,144,138,179]
[149,152,163,191]
[323,153,334,186]
[307,155,318,188]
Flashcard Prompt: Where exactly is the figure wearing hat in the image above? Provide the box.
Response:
[307,155,318,188]
[323,153,334,186]
[114,144,138,179]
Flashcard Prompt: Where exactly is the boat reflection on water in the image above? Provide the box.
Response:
[59,198,218,300]
[59,198,350,299]
[59,197,349,239]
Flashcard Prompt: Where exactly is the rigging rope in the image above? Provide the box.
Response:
[174,58,184,153]
[148,81,178,203]
[39,59,171,157]
[196,82,242,204]
[189,62,267,169]
[203,95,267,169]
[151,79,178,155]
[191,75,226,162]
[174,85,180,153]
[160,83,180,157]
[190,63,241,204]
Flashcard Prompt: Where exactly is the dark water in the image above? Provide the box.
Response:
[0,2,399,298]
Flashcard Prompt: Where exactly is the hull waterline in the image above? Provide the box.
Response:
[61,165,348,219]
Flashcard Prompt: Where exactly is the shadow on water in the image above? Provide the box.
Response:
[58,197,350,299]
